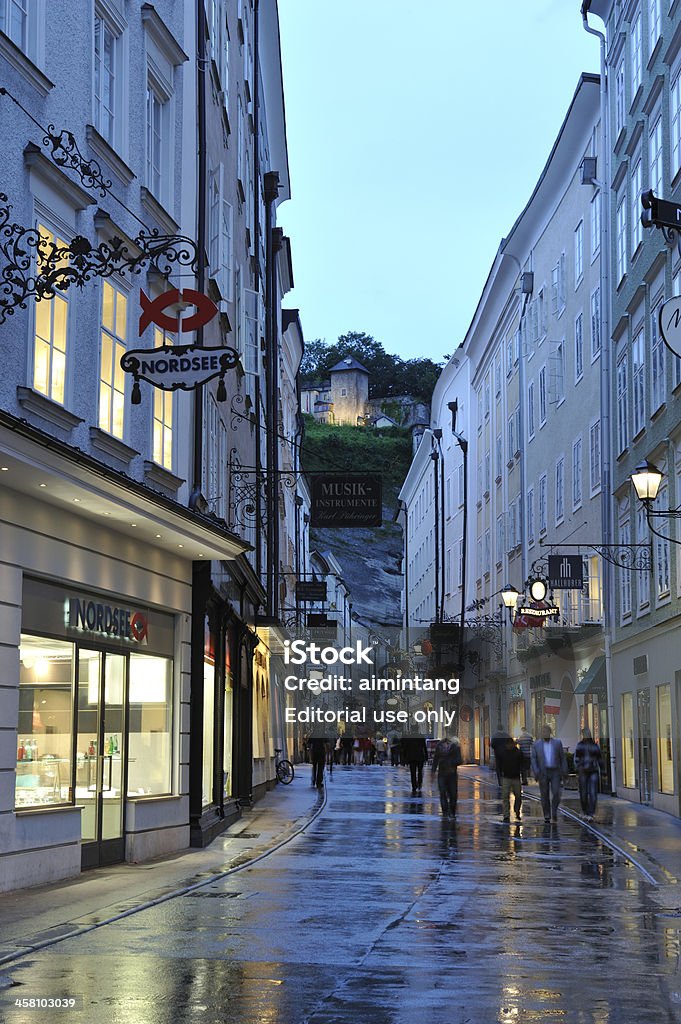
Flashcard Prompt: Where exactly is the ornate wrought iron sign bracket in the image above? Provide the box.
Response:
[539,540,653,572]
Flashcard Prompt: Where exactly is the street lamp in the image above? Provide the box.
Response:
[631,460,663,503]
[500,584,520,613]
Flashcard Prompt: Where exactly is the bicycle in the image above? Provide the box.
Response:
[275,748,295,785]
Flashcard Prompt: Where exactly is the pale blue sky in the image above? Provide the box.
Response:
[277,0,600,361]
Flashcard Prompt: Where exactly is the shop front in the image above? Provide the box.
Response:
[507,682,526,739]
[18,579,177,870]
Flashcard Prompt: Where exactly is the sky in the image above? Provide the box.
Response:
[276,0,600,363]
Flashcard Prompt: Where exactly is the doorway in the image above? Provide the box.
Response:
[76,649,127,868]
[637,687,652,805]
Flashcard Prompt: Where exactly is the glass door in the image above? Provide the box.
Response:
[637,688,652,805]
[76,649,127,868]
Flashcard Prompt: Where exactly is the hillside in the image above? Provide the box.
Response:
[302,417,411,632]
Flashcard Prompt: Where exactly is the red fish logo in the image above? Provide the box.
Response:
[139,288,218,335]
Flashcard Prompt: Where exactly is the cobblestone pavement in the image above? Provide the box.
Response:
[2,767,680,1023]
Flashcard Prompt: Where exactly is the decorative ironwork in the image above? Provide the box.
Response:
[0,197,199,324]
[540,540,652,572]
[230,393,255,430]
[44,125,111,196]
[227,452,297,531]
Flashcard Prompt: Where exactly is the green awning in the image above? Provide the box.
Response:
[574,655,606,694]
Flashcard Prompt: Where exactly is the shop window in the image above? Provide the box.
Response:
[621,692,636,787]
[656,684,674,794]
[127,654,173,796]
[203,626,215,807]
[16,635,74,808]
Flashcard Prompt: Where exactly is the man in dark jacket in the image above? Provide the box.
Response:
[490,726,512,785]
[574,727,603,820]
[400,736,428,794]
[431,736,463,817]
[309,737,329,789]
[497,737,523,822]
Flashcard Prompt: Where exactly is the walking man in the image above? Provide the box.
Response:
[517,727,533,785]
[574,727,602,821]
[497,737,523,822]
[531,725,568,822]
[401,735,428,795]
[309,736,329,789]
[490,725,512,785]
[431,736,463,817]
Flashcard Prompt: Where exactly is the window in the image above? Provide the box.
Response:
[550,340,565,404]
[15,636,75,809]
[484,451,491,494]
[507,412,515,462]
[555,458,564,524]
[506,332,514,376]
[632,328,645,435]
[527,487,535,545]
[539,473,547,534]
[673,71,681,181]
[650,113,663,195]
[615,57,625,136]
[649,0,661,52]
[0,0,39,63]
[484,381,491,419]
[616,187,627,284]
[152,327,173,469]
[655,485,671,598]
[99,282,127,438]
[620,521,632,617]
[527,381,535,439]
[457,464,464,506]
[591,287,601,359]
[621,692,636,786]
[94,12,119,146]
[551,256,566,315]
[657,684,674,794]
[208,164,234,301]
[575,313,584,381]
[673,269,681,387]
[650,296,665,413]
[496,514,504,564]
[617,353,629,452]
[589,419,601,494]
[507,502,516,554]
[494,355,501,397]
[631,9,642,97]
[477,388,483,432]
[495,433,502,479]
[128,654,173,796]
[33,222,69,405]
[243,287,261,382]
[574,221,583,284]
[631,151,643,253]
[484,529,491,573]
[637,505,650,607]
[146,77,169,202]
[538,287,547,339]
[209,0,229,90]
[572,437,583,508]
[590,193,601,260]
[539,365,547,425]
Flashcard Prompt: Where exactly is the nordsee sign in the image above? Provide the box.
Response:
[310,474,382,527]
[66,597,149,643]
[120,342,239,393]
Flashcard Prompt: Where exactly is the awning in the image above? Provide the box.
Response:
[574,655,606,694]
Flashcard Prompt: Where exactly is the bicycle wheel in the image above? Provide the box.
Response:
[276,759,295,784]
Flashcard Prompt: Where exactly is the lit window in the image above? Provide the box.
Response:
[153,327,174,469]
[99,282,127,438]
[128,654,173,796]
[33,223,69,405]
[621,692,635,785]
[657,684,674,794]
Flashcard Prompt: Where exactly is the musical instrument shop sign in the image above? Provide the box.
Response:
[310,474,382,528]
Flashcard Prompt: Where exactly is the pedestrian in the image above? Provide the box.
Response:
[531,724,568,823]
[341,735,354,766]
[574,727,603,821]
[309,736,329,789]
[497,737,523,822]
[390,734,401,767]
[517,727,533,785]
[431,735,463,817]
[401,735,428,795]
[490,725,512,785]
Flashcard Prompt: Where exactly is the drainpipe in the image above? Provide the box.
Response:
[190,0,208,510]
[582,2,617,795]
[264,171,280,617]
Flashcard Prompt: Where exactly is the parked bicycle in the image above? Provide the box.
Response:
[275,748,294,785]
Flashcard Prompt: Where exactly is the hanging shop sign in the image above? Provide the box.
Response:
[309,474,382,528]
[508,683,524,699]
[543,689,562,715]
[139,288,218,335]
[296,581,327,603]
[658,295,681,357]
[547,554,584,590]
[513,603,559,628]
[120,341,239,399]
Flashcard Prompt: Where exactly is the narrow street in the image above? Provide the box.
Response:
[3,767,680,1024]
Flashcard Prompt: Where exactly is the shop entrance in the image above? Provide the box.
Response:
[76,649,126,868]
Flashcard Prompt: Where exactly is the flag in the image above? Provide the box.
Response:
[544,689,561,715]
